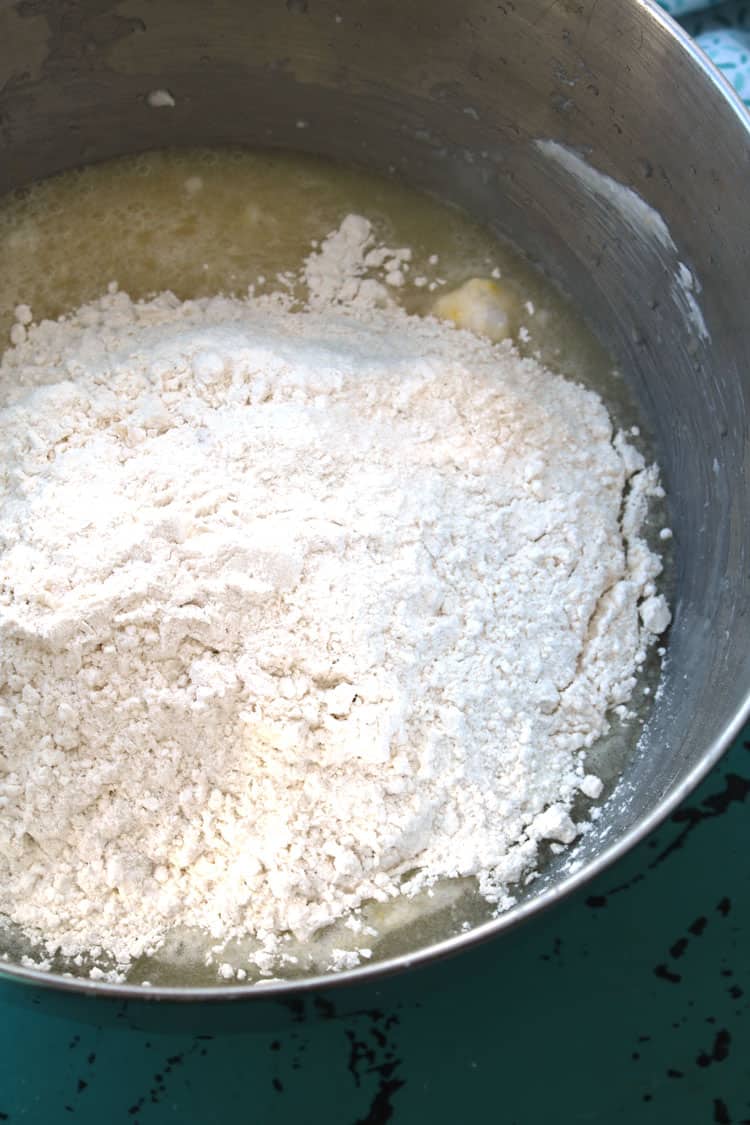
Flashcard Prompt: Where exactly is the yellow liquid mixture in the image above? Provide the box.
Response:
[0,147,624,395]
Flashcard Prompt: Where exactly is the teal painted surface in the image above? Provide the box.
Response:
[1,725,748,1123]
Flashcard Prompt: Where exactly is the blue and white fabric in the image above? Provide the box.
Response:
[659,0,750,106]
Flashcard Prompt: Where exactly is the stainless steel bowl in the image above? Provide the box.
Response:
[1,0,748,1002]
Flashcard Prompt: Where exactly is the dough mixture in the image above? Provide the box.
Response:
[0,158,670,983]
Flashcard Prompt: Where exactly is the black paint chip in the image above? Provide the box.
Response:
[654,963,682,984]
[585,894,608,908]
[353,1078,406,1125]
[713,1097,731,1124]
[697,1029,732,1068]
[714,1030,731,1062]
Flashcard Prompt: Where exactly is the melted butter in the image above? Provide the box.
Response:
[0,146,627,406]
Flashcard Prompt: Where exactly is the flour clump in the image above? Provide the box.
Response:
[0,217,669,979]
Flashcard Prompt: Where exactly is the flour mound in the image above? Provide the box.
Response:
[0,228,669,979]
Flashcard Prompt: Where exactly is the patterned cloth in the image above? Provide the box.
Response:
[659,0,750,105]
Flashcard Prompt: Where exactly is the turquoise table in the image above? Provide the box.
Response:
[1,724,748,1123]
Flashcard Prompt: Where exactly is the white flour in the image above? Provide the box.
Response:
[0,217,669,980]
